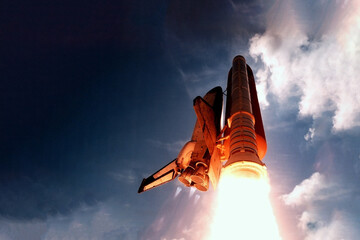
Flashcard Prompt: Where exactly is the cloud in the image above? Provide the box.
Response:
[142,187,215,240]
[42,204,133,240]
[282,172,328,206]
[282,172,360,239]
[0,202,143,240]
[0,219,47,240]
[304,127,315,142]
[249,0,360,131]
[298,210,359,240]
[282,172,351,207]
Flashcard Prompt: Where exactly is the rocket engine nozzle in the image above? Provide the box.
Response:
[224,159,267,179]
[178,164,210,191]
[178,167,194,187]
[191,164,209,191]
[138,55,269,194]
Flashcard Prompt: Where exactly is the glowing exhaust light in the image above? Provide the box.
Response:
[207,170,281,240]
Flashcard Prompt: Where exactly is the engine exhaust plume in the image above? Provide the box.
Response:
[208,172,281,240]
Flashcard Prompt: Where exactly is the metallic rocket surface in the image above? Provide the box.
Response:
[223,55,267,179]
[138,56,267,193]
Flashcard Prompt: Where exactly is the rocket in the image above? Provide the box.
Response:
[138,56,267,193]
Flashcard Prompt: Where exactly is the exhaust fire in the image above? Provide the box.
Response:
[208,170,281,240]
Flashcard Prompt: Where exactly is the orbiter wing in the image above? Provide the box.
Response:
[138,87,223,193]
[138,159,179,193]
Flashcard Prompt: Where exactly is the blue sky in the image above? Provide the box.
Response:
[1,0,360,239]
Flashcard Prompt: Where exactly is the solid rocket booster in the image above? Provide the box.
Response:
[138,55,267,194]
[223,56,267,179]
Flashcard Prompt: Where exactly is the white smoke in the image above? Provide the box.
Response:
[282,172,360,240]
[282,172,327,206]
[249,0,360,131]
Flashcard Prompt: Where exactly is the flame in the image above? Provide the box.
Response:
[207,171,281,240]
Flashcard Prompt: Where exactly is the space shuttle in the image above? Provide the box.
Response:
[138,56,267,193]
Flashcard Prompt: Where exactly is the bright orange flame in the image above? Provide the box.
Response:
[207,171,281,240]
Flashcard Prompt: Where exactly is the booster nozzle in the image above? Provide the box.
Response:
[223,159,267,179]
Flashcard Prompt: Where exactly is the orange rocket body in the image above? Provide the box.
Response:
[138,56,267,193]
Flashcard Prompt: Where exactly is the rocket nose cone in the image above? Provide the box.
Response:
[233,55,246,61]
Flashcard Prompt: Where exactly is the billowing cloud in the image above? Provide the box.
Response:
[249,0,360,131]
[297,210,359,240]
[282,172,360,239]
[282,172,327,206]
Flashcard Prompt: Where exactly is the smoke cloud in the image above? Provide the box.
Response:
[282,172,360,239]
[282,172,327,206]
[249,0,360,131]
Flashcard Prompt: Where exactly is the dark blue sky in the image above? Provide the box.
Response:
[1,0,360,239]
[1,0,181,226]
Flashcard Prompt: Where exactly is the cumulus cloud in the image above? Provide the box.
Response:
[297,210,359,240]
[282,172,328,206]
[282,172,360,239]
[249,0,360,131]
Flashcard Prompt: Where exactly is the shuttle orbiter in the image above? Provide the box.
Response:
[138,56,267,193]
